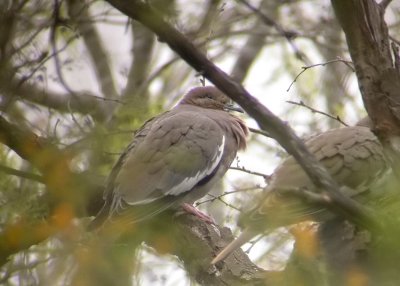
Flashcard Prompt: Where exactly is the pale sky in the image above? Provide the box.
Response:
[37,1,371,285]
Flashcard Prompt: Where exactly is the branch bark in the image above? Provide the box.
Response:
[171,215,271,285]
[1,77,111,121]
[282,1,400,284]
[105,0,379,230]
[0,115,269,284]
[331,0,400,177]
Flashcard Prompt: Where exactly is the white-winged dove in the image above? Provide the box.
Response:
[211,118,389,264]
[88,86,248,230]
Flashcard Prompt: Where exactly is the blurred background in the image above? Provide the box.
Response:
[1,0,399,285]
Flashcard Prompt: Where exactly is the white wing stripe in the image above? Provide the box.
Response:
[165,135,225,196]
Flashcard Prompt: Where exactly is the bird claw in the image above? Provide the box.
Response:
[181,203,216,225]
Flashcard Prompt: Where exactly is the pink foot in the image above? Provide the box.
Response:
[181,203,215,225]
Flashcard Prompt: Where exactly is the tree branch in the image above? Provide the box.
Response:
[67,0,119,101]
[331,0,400,176]
[104,0,379,230]
[0,115,103,267]
[173,215,270,285]
[237,0,308,63]
[0,115,268,284]
[230,0,271,83]
[286,100,348,126]
[123,22,155,100]
[286,58,354,92]
[0,164,44,183]
[1,77,113,121]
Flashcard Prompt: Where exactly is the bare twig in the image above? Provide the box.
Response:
[287,58,354,92]
[237,0,294,38]
[105,0,380,232]
[230,166,271,180]
[286,100,349,126]
[248,127,271,138]
[50,0,75,95]
[197,194,241,211]
[0,165,44,183]
[18,34,78,87]
[236,0,308,63]
[10,21,51,58]
[196,186,262,207]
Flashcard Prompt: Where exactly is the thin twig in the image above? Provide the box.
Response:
[230,166,271,180]
[236,0,308,63]
[195,186,262,207]
[249,127,271,138]
[10,18,51,57]
[106,0,382,236]
[196,193,241,211]
[244,234,264,254]
[287,58,354,92]
[286,100,349,126]
[0,165,44,183]
[50,0,75,95]
[18,35,78,87]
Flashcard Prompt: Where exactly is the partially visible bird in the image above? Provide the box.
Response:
[88,86,248,231]
[212,117,389,264]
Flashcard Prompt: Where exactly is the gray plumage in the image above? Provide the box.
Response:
[89,86,248,230]
[212,119,389,264]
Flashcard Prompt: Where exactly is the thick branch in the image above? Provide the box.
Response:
[67,0,119,101]
[0,220,58,268]
[331,0,400,174]
[123,22,155,99]
[0,115,265,284]
[118,22,154,119]
[173,215,270,285]
[331,0,400,134]
[230,0,271,82]
[105,0,378,229]
[1,78,110,121]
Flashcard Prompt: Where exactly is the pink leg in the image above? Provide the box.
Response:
[181,203,215,225]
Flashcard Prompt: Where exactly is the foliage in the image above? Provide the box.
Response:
[1,0,400,285]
